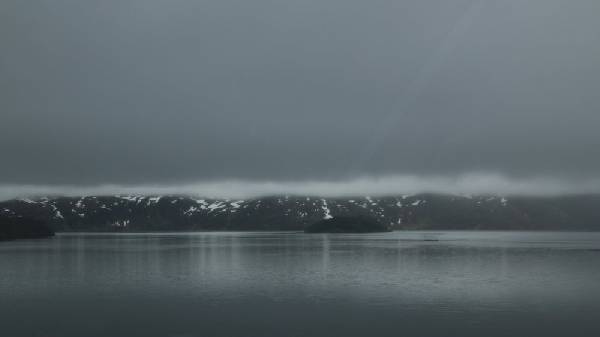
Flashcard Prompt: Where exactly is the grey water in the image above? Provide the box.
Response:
[1,231,600,337]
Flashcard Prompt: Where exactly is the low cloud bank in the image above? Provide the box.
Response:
[2,173,600,201]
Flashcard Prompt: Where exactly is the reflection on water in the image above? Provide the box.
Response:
[1,231,600,337]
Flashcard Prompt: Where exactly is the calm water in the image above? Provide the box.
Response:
[1,231,600,337]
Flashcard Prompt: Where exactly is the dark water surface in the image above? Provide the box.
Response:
[1,231,600,337]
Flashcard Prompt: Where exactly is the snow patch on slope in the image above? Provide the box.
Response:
[49,204,63,219]
[321,199,333,219]
[411,200,424,206]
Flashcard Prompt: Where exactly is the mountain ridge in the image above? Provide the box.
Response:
[2,194,600,232]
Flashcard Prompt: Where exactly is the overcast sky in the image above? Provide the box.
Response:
[1,0,600,198]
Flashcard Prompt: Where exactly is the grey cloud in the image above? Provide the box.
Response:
[1,0,600,188]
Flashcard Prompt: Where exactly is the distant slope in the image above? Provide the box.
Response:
[305,216,391,233]
[1,194,600,232]
[0,216,55,241]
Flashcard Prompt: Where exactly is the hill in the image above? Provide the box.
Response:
[305,216,390,233]
[1,194,600,232]
[0,215,55,241]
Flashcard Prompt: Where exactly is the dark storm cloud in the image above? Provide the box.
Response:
[1,0,600,192]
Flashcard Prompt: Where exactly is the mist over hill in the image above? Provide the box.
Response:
[2,194,600,232]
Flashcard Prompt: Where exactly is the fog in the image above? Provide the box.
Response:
[3,173,600,201]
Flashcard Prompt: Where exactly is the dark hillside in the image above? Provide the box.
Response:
[0,216,55,241]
